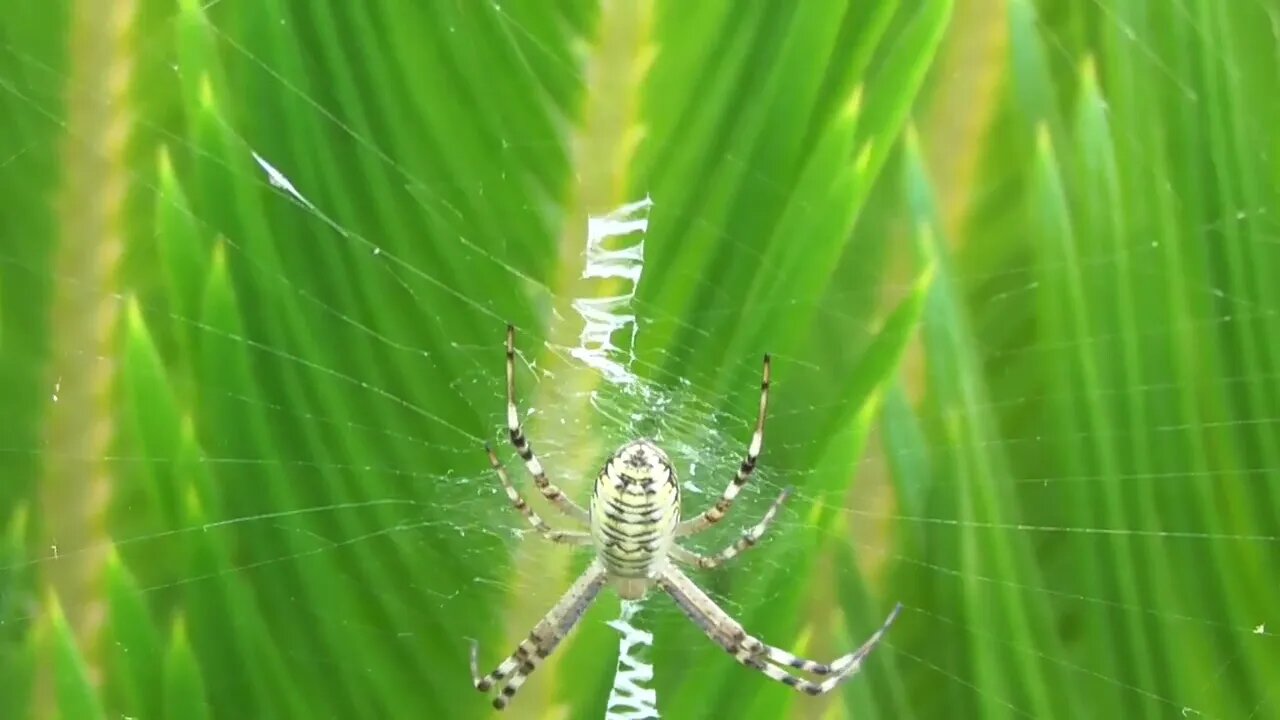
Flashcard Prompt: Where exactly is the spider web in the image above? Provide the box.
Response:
[1,1,1278,719]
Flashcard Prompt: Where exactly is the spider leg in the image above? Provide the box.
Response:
[676,354,770,537]
[658,566,900,694]
[754,603,902,677]
[505,325,590,522]
[671,487,791,569]
[470,561,609,709]
[485,445,592,546]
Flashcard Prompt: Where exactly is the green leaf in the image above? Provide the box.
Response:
[163,615,211,720]
[44,594,105,720]
[4,1,1278,719]
[104,551,163,719]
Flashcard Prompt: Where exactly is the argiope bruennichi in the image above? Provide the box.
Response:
[470,325,902,710]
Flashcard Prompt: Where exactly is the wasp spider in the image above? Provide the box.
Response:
[471,325,902,710]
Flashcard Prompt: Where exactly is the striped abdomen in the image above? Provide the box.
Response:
[590,440,680,584]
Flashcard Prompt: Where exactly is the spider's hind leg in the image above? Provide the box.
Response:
[677,353,772,537]
[503,324,589,523]
[671,486,791,570]
[483,444,592,546]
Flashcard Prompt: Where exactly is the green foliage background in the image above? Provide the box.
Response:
[2,1,1278,719]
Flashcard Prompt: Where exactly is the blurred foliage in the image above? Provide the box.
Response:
[1,0,1278,719]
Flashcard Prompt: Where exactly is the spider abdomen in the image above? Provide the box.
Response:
[590,440,680,584]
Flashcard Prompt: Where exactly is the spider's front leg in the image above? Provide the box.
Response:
[658,565,901,695]
[739,602,903,679]
[470,561,608,709]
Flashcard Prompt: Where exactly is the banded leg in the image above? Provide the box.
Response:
[505,325,589,522]
[470,561,609,709]
[658,566,900,694]
[671,487,791,569]
[485,445,591,546]
[677,354,771,537]
[749,603,902,678]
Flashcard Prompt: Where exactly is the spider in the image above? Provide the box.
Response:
[470,325,902,710]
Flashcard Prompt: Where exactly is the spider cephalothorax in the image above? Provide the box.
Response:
[471,325,901,710]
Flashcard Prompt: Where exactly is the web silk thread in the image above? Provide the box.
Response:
[577,198,660,718]
[572,196,652,386]
[604,600,660,720]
